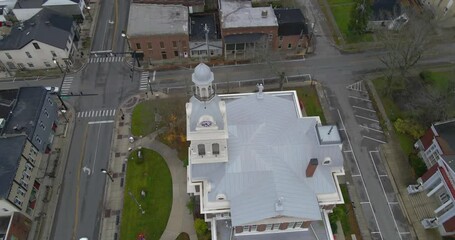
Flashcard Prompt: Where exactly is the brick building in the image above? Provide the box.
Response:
[274,9,309,54]
[127,4,189,61]
[218,0,278,60]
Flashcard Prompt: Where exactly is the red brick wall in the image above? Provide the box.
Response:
[278,35,308,50]
[6,212,32,240]
[129,34,189,61]
[222,26,278,49]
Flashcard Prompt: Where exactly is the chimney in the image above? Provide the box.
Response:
[261,10,268,18]
[306,158,318,177]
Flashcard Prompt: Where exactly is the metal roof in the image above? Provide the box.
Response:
[0,8,74,50]
[219,0,277,29]
[127,4,188,36]
[191,91,343,226]
[0,135,27,199]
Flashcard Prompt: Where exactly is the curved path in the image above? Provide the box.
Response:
[100,92,197,240]
[132,133,197,240]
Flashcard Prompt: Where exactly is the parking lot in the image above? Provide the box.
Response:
[335,81,412,240]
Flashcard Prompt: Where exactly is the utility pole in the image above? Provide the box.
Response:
[204,24,210,61]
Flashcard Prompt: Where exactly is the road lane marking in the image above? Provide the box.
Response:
[349,95,371,102]
[353,105,376,112]
[72,124,89,239]
[91,124,102,172]
[337,109,383,239]
[88,120,115,124]
[363,135,386,144]
[359,124,383,133]
[355,115,379,122]
[369,151,404,240]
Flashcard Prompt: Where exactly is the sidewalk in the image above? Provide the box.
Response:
[28,104,77,240]
[99,92,197,240]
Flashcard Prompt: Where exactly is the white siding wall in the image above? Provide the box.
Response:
[0,40,71,70]
[0,199,20,217]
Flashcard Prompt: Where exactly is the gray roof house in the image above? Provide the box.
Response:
[0,8,78,70]
[186,63,345,240]
[1,87,58,153]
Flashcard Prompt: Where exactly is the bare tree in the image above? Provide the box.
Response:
[253,37,288,90]
[378,9,433,96]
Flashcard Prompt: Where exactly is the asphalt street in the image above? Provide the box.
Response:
[50,0,134,237]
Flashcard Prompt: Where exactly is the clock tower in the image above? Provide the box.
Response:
[186,63,228,164]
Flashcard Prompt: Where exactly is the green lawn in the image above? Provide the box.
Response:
[131,97,187,136]
[421,70,455,92]
[120,149,172,240]
[295,85,327,124]
[326,0,374,43]
[329,4,353,37]
[329,185,361,239]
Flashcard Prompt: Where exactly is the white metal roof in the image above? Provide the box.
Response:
[219,0,278,29]
[191,91,343,226]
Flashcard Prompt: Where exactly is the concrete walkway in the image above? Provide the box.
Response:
[100,92,196,240]
[133,137,197,240]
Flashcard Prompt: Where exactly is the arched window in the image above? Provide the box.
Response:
[198,144,205,156]
[212,143,220,155]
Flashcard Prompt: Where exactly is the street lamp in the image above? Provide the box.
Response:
[101,168,114,182]
[85,6,92,19]
[121,30,131,50]
[148,77,154,95]
[53,58,64,73]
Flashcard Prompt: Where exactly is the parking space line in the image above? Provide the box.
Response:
[343,150,352,153]
[337,109,382,239]
[400,232,411,234]
[353,105,376,113]
[388,202,399,204]
[379,174,388,177]
[352,174,361,177]
[369,151,403,240]
[359,124,384,133]
[349,95,372,102]
[360,202,370,204]
[363,136,386,144]
[355,115,379,122]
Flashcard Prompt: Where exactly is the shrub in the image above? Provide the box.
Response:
[409,153,427,178]
[194,218,208,236]
[394,118,425,140]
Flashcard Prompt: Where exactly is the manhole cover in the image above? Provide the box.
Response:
[117,134,123,139]
[115,153,121,157]
[119,122,124,126]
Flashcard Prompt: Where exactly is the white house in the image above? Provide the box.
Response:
[186,63,345,240]
[0,8,78,71]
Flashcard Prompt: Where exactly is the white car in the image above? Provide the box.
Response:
[45,86,59,93]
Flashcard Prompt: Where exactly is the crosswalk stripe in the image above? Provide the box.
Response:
[112,110,116,115]
[77,112,81,118]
